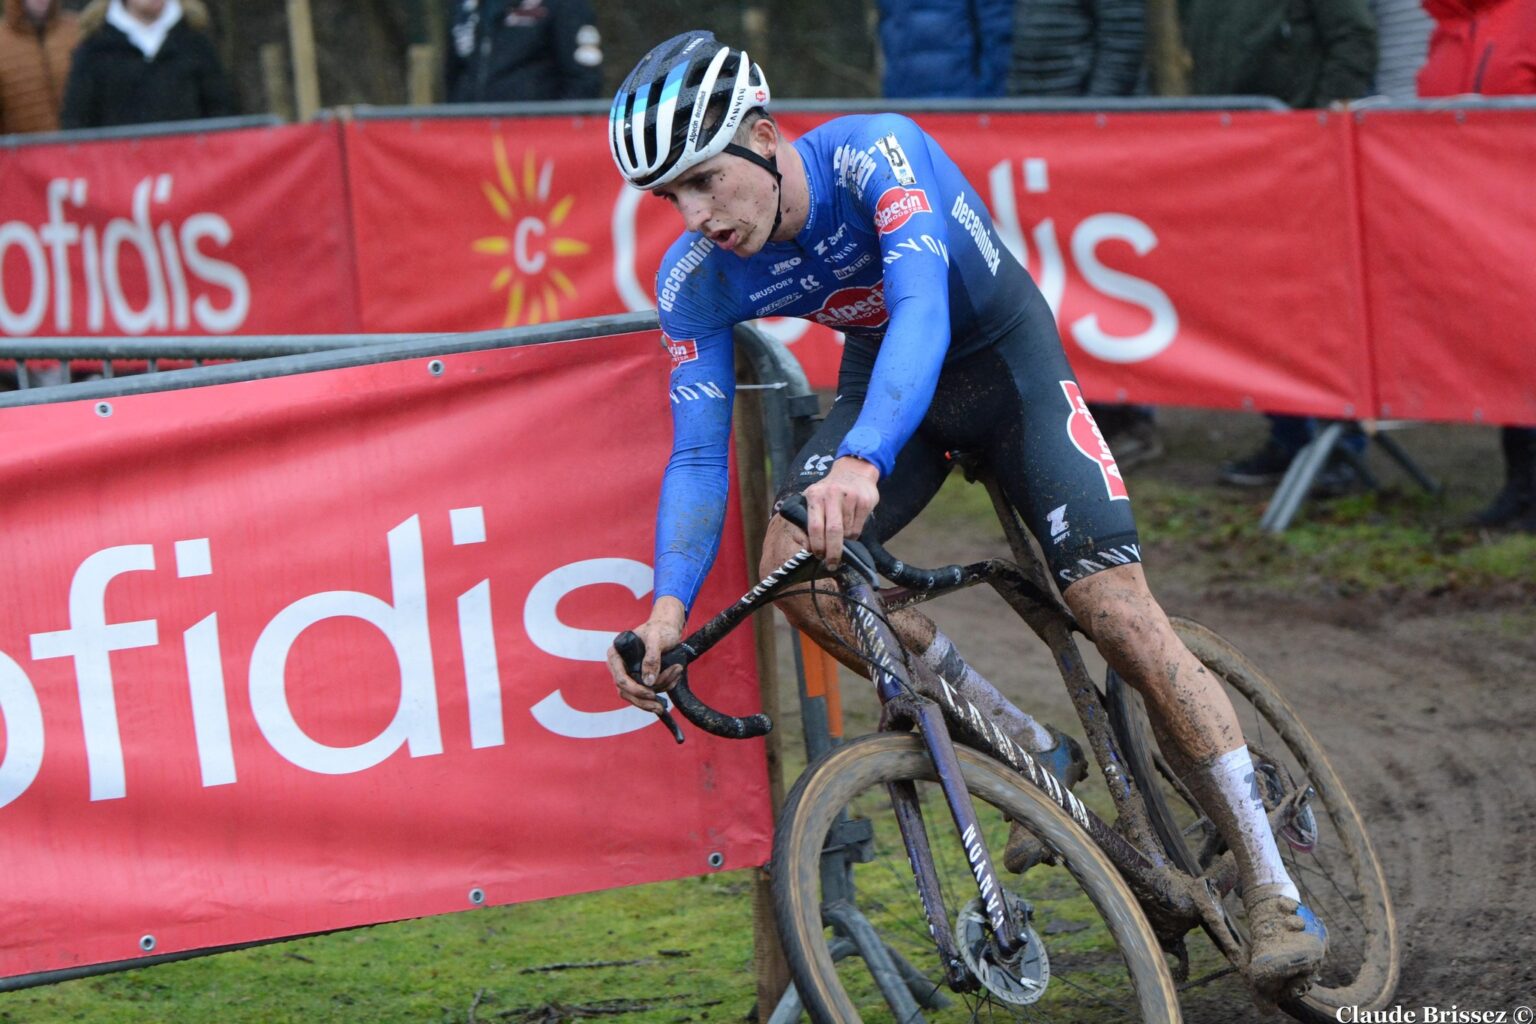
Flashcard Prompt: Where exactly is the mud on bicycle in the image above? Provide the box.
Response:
[615,467,1399,1023]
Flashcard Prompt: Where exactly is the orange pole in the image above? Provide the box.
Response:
[797,632,844,739]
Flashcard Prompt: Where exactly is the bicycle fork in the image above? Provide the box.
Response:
[837,568,1030,988]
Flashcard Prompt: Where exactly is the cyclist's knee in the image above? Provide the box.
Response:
[1063,563,1177,672]
[759,515,803,579]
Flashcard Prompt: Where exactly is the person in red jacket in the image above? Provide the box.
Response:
[1418,0,1536,530]
[1418,0,1536,94]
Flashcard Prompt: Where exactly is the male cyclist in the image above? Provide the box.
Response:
[602,30,1325,999]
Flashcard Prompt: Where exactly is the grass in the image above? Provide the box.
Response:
[1131,477,1536,600]
[3,875,758,1024]
[920,461,1536,602]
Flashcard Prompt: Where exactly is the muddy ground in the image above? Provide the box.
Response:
[770,408,1536,1021]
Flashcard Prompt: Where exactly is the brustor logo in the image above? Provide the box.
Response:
[811,283,888,329]
[873,187,931,235]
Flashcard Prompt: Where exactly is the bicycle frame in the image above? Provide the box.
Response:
[657,486,1243,981]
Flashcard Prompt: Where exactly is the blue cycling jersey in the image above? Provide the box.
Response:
[654,113,1034,610]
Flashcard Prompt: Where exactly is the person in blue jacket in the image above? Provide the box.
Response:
[601,31,1327,1000]
[876,0,1014,98]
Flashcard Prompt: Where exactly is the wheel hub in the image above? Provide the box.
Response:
[956,892,1050,1005]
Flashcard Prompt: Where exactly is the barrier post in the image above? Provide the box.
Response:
[734,372,791,1015]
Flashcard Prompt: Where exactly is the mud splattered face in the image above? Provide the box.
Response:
[651,147,779,258]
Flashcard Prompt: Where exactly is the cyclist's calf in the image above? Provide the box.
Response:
[1062,563,1240,765]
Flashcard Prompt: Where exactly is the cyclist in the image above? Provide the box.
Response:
[602,30,1325,999]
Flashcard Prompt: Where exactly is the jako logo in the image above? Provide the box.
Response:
[811,283,888,329]
[472,137,590,326]
[1060,380,1128,500]
[873,187,931,235]
[0,175,249,336]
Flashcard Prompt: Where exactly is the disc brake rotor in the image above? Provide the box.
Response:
[1253,760,1319,852]
[956,892,1050,1005]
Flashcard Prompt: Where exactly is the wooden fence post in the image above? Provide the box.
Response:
[286,0,322,121]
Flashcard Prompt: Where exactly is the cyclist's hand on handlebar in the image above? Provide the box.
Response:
[801,456,880,570]
[606,598,686,713]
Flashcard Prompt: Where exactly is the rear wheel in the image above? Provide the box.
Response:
[1106,617,1399,1021]
[772,733,1181,1023]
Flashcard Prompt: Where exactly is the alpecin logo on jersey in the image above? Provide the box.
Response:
[811,283,888,329]
[1061,380,1129,500]
[663,333,698,368]
[873,187,931,235]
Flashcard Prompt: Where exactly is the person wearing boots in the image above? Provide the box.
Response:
[1416,0,1536,531]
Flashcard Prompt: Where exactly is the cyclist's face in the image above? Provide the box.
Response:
[651,151,776,257]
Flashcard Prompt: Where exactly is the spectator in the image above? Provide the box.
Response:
[445,0,603,103]
[1009,0,1164,467]
[1180,0,1380,489]
[1182,0,1379,106]
[1370,0,1435,97]
[1417,0,1536,531]
[60,0,237,130]
[0,0,81,134]
[876,0,1014,99]
[1009,0,1144,97]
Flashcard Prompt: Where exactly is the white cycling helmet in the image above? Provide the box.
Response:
[609,31,772,190]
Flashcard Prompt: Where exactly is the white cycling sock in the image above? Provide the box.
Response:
[1191,746,1300,904]
[920,629,1054,751]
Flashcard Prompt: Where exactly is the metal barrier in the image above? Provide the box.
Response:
[0,115,284,150]
[346,95,1290,121]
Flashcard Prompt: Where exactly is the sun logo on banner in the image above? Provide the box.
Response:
[472,138,590,325]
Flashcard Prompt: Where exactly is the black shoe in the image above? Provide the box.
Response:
[1471,481,1534,528]
[1003,729,1089,874]
[1218,440,1296,487]
[1310,456,1366,498]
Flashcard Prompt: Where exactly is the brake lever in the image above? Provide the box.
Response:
[612,630,686,744]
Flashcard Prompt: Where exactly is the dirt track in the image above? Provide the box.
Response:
[789,410,1536,1021]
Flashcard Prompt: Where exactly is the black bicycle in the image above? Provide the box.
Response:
[616,468,1398,1023]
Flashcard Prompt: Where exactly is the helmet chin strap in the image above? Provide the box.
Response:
[724,142,784,242]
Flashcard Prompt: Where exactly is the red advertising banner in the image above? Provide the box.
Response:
[0,331,771,978]
[0,123,358,338]
[345,111,1376,417]
[829,111,1372,418]
[1355,108,1536,426]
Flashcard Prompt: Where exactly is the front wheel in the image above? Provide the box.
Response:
[1106,617,1400,1021]
[772,733,1181,1023]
